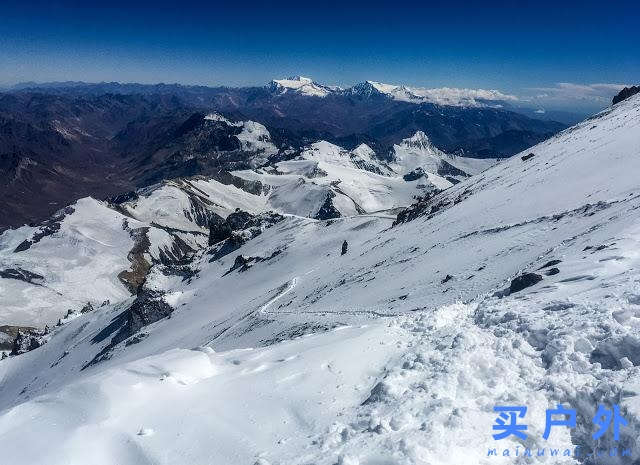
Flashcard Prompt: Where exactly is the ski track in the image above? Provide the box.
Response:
[260,277,299,314]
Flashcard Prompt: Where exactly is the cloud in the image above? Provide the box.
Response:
[527,82,630,105]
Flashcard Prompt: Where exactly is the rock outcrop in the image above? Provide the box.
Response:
[612,86,640,105]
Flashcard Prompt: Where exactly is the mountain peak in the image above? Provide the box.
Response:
[399,131,438,152]
[286,76,313,83]
[346,81,395,99]
[270,76,332,97]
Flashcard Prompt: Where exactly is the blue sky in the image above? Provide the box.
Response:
[1,0,638,111]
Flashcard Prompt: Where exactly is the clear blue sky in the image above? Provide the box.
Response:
[1,0,638,111]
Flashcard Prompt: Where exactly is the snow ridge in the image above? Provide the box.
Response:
[271,76,519,107]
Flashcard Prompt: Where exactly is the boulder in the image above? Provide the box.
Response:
[509,272,543,294]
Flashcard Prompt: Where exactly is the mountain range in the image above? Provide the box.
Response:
[0,77,566,230]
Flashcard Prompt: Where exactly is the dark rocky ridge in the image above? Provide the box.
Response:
[612,86,640,105]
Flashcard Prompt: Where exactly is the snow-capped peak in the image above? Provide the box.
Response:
[347,81,517,107]
[203,112,241,126]
[389,130,496,182]
[350,143,377,161]
[268,76,517,106]
[397,131,441,153]
[270,76,334,97]
[346,81,396,99]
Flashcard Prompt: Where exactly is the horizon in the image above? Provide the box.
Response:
[0,75,632,119]
[2,1,638,113]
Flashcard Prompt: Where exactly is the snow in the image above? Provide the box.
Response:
[271,76,334,97]
[0,323,405,465]
[203,112,241,126]
[0,177,268,326]
[0,198,136,327]
[358,81,519,107]
[0,95,639,464]
[269,77,518,107]
[235,120,279,159]
[232,136,482,218]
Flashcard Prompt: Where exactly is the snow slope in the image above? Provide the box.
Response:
[0,95,639,464]
[0,177,265,327]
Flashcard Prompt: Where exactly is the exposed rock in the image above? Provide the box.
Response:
[545,267,560,276]
[403,167,426,182]
[363,381,392,405]
[0,268,44,285]
[13,206,75,252]
[211,171,265,196]
[12,240,32,253]
[117,225,152,294]
[315,191,341,220]
[209,212,285,261]
[0,325,38,351]
[226,210,254,230]
[80,302,95,314]
[153,230,196,266]
[341,240,348,256]
[509,272,543,294]
[224,249,283,275]
[86,291,174,368]
[521,153,535,162]
[208,209,256,246]
[441,274,453,284]
[437,160,469,179]
[124,292,174,339]
[228,255,250,274]
[612,86,640,105]
[10,328,48,355]
[208,212,230,245]
[107,191,139,205]
[393,190,446,225]
[538,259,562,269]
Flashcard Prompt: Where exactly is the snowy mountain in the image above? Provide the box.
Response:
[232,132,496,219]
[1,115,486,328]
[346,80,519,107]
[269,76,340,97]
[269,76,519,107]
[0,88,638,464]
